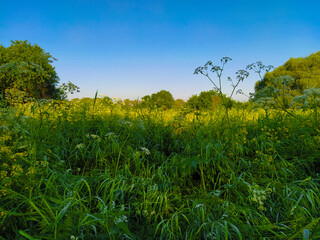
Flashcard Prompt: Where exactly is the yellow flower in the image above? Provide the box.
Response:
[0,170,8,179]
[11,164,23,177]
[2,163,9,168]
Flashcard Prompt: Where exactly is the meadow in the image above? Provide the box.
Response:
[0,98,320,239]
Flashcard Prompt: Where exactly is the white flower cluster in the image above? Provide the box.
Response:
[114,215,128,225]
[195,203,204,208]
[140,147,150,155]
[118,119,133,127]
[85,133,101,142]
[75,143,85,149]
[111,201,116,209]
[249,184,271,210]
[141,209,156,222]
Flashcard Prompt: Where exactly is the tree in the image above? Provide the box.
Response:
[151,90,175,109]
[0,40,78,100]
[123,98,139,108]
[254,51,320,96]
[173,99,185,109]
[186,90,221,110]
[140,95,154,109]
[57,81,80,100]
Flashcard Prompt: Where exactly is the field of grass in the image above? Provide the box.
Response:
[1,98,320,239]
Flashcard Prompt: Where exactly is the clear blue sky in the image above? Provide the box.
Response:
[1,0,319,101]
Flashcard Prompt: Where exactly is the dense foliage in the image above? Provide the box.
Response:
[141,90,175,110]
[0,41,79,103]
[255,51,320,96]
[0,41,60,99]
[186,90,225,110]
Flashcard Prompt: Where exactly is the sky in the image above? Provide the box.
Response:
[1,0,319,101]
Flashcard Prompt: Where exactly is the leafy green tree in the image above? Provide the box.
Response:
[186,90,221,110]
[140,94,154,109]
[151,90,175,109]
[123,98,139,109]
[254,51,320,95]
[185,95,200,110]
[0,40,78,100]
[173,99,185,109]
[57,81,80,100]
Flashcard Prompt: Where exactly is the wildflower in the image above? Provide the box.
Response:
[249,184,267,211]
[290,206,297,215]
[118,119,133,127]
[114,215,128,224]
[90,134,101,141]
[0,146,12,155]
[195,204,204,208]
[2,163,9,168]
[0,210,6,217]
[0,170,8,179]
[75,143,85,149]
[140,147,150,155]
[0,189,8,197]
[41,161,47,167]
[11,164,23,177]
[142,210,149,217]
[26,167,36,176]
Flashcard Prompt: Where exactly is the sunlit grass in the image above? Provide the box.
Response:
[0,99,320,239]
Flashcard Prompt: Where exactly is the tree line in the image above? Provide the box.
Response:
[1,40,319,109]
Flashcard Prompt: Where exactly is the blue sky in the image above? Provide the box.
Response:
[1,0,319,101]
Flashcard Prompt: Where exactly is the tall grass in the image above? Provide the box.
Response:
[0,99,320,239]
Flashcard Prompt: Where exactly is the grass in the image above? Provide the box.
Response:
[0,98,320,239]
